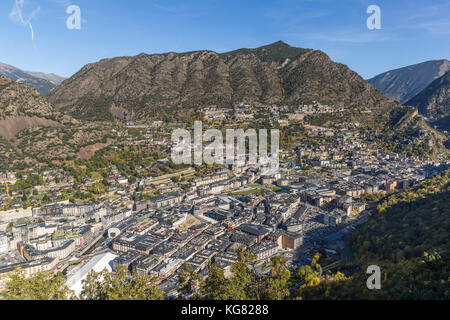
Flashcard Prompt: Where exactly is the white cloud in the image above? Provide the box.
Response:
[9,0,40,41]
[393,1,450,36]
[414,20,450,35]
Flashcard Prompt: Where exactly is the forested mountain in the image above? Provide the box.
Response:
[0,75,116,170]
[298,169,450,299]
[0,75,56,120]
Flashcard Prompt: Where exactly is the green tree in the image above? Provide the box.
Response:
[79,266,163,300]
[202,262,232,299]
[1,268,72,300]
[260,256,291,300]
[228,249,256,300]
[178,262,203,299]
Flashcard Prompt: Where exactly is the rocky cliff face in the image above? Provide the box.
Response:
[49,41,398,121]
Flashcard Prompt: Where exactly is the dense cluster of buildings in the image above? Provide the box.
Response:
[0,111,449,296]
[71,156,450,296]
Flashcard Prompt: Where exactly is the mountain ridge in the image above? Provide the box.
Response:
[46,41,449,159]
[48,41,398,121]
[368,59,450,103]
[0,62,66,96]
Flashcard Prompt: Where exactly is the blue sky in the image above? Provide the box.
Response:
[1,0,449,79]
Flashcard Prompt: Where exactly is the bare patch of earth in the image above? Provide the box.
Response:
[77,138,115,160]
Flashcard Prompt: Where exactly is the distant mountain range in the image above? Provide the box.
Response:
[368,59,450,103]
[0,62,65,96]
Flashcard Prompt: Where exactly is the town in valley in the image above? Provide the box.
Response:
[1,101,448,298]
